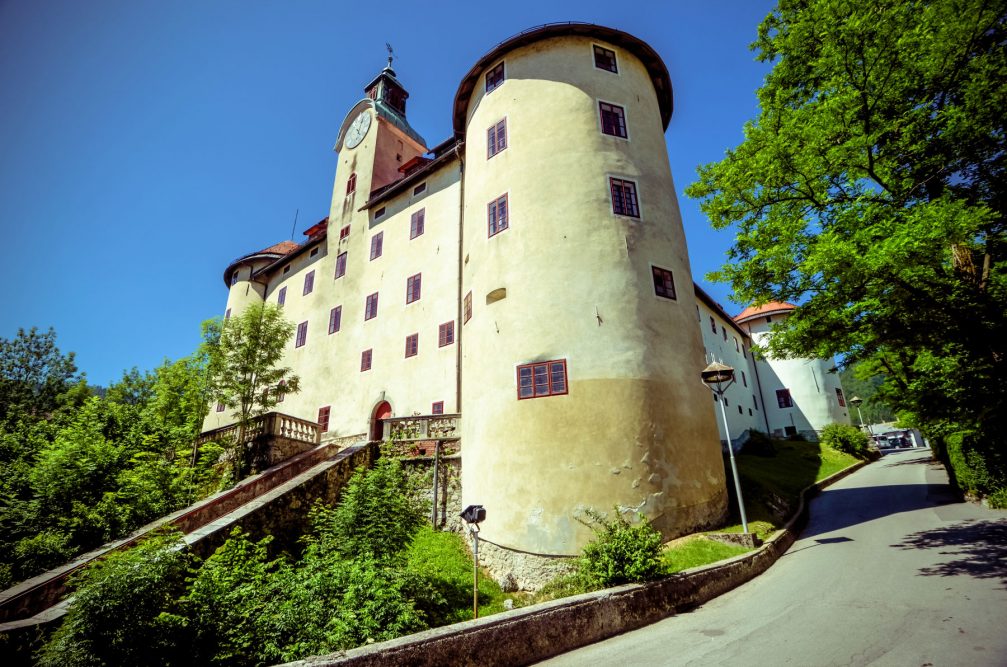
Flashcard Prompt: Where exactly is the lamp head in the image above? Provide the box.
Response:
[849,396,863,407]
[460,505,486,525]
[701,362,735,386]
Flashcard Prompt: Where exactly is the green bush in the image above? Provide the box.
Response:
[944,430,1007,506]
[576,509,664,588]
[820,423,871,459]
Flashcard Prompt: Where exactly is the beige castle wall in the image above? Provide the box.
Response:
[458,35,727,555]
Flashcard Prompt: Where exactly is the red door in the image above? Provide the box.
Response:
[371,401,392,441]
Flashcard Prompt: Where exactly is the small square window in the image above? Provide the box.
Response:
[361,348,372,372]
[431,401,444,415]
[370,232,383,260]
[776,389,793,408]
[410,209,425,239]
[339,225,351,240]
[405,333,419,358]
[317,406,330,433]
[599,102,627,138]
[413,183,426,196]
[485,62,505,93]
[335,252,347,279]
[517,359,568,399]
[303,270,315,296]
[364,292,379,320]
[594,45,618,73]
[651,266,676,300]
[406,274,421,304]
[488,194,508,237]
[310,247,319,258]
[610,178,640,218]
[463,291,472,323]
[487,119,507,158]
[439,321,455,347]
[295,321,308,348]
[278,286,287,307]
[346,172,356,194]
[328,306,342,334]
[375,207,386,220]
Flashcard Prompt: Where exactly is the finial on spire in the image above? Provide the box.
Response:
[385,43,394,69]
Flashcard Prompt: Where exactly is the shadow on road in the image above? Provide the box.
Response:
[878,453,938,467]
[893,519,1007,589]
[800,482,958,539]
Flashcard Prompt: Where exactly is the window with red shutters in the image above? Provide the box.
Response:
[360,349,372,371]
[215,402,225,413]
[295,321,308,348]
[776,389,794,408]
[431,401,444,415]
[410,209,425,239]
[278,286,287,307]
[405,333,418,358]
[328,306,342,334]
[346,172,356,194]
[406,273,421,304]
[438,321,455,347]
[317,406,330,432]
[463,291,472,323]
[599,102,627,138]
[593,45,618,73]
[651,266,676,300]
[339,225,350,240]
[517,359,568,399]
[836,388,846,407]
[488,194,508,237]
[610,178,640,217]
[303,270,315,296]
[334,252,347,279]
[485,62,504,92]
[487,119,507,158]
[364,292,379,320]
[370,232,383,260]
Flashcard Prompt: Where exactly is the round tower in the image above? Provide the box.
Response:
[455,24,727,568]
[221,241,300,318]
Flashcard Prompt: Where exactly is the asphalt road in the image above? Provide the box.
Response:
[539,449,1007,666]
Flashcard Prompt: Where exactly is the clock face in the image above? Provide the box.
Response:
[345,110,372,149]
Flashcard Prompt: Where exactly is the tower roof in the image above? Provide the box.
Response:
[733,302,797,324]
[223,240,299,287]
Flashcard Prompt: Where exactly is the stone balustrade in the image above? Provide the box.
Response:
[383,413,460,442]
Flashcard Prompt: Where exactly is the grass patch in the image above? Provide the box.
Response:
[661,536,751,573]
[404,526,522,622]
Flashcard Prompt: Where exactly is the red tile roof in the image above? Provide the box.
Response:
[734,301,796,323]
[257,240,299,256]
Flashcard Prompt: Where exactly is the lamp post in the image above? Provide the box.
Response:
[849,396,869,435]
[460,505,486,619]
[701,362,749,534]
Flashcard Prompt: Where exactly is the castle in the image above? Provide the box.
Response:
[205,23,848,581]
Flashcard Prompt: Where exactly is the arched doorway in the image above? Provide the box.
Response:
[370,401,392,441]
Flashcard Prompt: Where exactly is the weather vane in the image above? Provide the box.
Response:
[386,43,394,68]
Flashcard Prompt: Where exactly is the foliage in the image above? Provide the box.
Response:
[686,0,1007,501]
[38,530,191,667]
[203,304,300,479]
[820,423,872,459]
[0,326,79,424]
[940,429,1007,508]
[838,362,895,424]
[575,508,664,588]
[661,536,752,573]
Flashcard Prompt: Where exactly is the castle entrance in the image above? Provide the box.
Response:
[370,401,391,441]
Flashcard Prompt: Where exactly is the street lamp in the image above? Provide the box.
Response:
[849,395,871,436]
[460,504,486,619]
[701,362,749,534]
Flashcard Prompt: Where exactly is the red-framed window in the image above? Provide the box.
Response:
[439,321,455,347]
[776,389,793,408]
[610,178,640,218]
[346,172,356,194]
[334,252,347,279]
[431,401,444,415]
[599,102,627,138]
[370,232,383,260]
[406,273,422,304]
[594,45,618,73]
[303,270,315,296]
[410,209,425,239]
[215,402,225,413]
[836,388,846,407]
[339,225,350,240]
[224,308,231,320]
[405,333,419,358]
[651,266,676,300]
[517,359,568,399]
[488,194,508,237]
[317,406,330,433]
[487,119,507,158]
[364,292,379,320]
[278,286,287,307]
[463,291,472,323]
[328,306,342,334]
[485,62,504,93]
[360,349,372,371]
[276,380,286,403]
[295,321,308,348]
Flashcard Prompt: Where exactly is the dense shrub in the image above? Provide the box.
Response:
[820,423,871,459]
[943,430,1007,508]
[576,509,664,588]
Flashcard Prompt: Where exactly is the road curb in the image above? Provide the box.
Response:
[281,457,873,667]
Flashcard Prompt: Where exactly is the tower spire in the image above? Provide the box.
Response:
[385,42,394,70]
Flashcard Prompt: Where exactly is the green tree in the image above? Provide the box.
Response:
[204,304,300,479]
[686,0,1007,494]
[0,326,78,424]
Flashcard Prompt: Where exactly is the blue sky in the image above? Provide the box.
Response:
[0,1,775,386]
